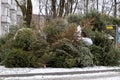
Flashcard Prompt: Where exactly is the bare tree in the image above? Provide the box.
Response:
[96,0,99,11]
[108,0,114,16]
[51,0,57,18]
[59,0,65,17]
[73,0,79,13]
[82,0,89,14]
[85,0,89,14]
[101,0,106,13]
[37,0,120,18]
[114,0,117,17]
[15,0,32,27]
[37,0,79,18]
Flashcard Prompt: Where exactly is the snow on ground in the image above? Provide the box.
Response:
[28,66,120,73]
[90,77,120,80]
[0,72,120,80]
[0,66,33,75]
[0,66,120,80]
[0,66,120,75]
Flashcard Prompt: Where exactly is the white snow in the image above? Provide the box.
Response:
[0,66,120,75]
[29,66,120,74]
[0,66,120,80]
[1,72,120,80]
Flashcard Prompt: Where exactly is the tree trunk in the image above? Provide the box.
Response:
[15,0,32,28]
[84,0,89,14]
[70,0,73,13]
[86,0,89,14]
[73,0,78,13]
[51,0,56,18]
[15,0,26,21]
[45,0,49,16]
[108,1,114,16]
[101,0,105,14]
[114,0,117,18]
[96,0,99,11]
[26,0,32,27]
[59,0,65,17]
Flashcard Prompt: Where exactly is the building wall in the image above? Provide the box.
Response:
[10,0,17,25]
[0,0,1,36]
[1,0,22,35]
[1,0,11,35]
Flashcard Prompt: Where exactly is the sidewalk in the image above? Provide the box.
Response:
[0,66,120,80]
[0,66,120,74]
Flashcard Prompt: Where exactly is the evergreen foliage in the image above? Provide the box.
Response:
[13,28,36,51]
[1,11,120,68]
[4,49,31,67]
[43,18,68,43]
[67,14,82,24]
[76,46,93,67]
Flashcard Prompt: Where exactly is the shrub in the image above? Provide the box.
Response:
[92,31,112,49]
[53,38,79,56]
[0,49,11,65]
[13,28,36,51]
[76,46,94,67]
[4,48,31,67]
[90,45,105,65]
[60,23,79,45]
[67,14,83,24]
[90,45,120,66]
[48,49,75,68]
[0,34,14,49]
[109,17,120,26]
[9,25,23,35]
[29,39,48,51]
[51,38,93,67]
[0,35,14,63]
[29,39,49,58]
[27,53,50,68]
[84,11,105,31]
[29,39,55,67]
[43,18,68,43]
[0,36,7,48]
[104,47,120,66]
[38,52,56,67]
[102,14,120,26]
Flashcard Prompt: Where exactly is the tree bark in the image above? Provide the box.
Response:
[108,1,114,16]
[101,0,105,14]
[114,0,117,18]
[96,0,99,11]
[84,0,89,14]
[59,0,65,17]
[70,0,73,13]
[73,0,78,13]
[45,0,49,16]
[51,0,57,18]
[15,0,32,27]
[26,0,32,27]
[86,0,89,14]
[15,0,26,20]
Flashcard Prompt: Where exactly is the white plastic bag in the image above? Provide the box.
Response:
[81,37,93,46]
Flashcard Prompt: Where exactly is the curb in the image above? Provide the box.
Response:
[0,68,120,77]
